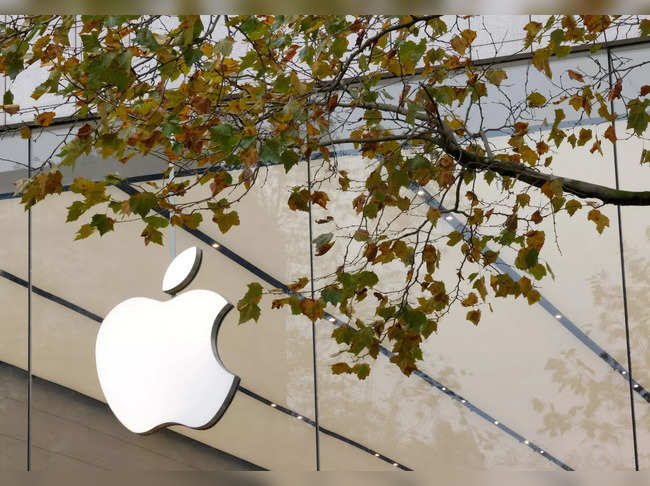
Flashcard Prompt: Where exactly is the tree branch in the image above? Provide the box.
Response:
[339,101,650,207]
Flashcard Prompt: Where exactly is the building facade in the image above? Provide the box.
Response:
[0,15,648,471]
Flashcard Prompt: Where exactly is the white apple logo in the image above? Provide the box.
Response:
[95,246,239,434]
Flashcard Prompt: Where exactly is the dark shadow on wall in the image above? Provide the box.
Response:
[531,230,650,468]
[0,361,265,471]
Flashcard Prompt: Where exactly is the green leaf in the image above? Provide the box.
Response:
[66,201,87,222]
[527,92,547,108]
[404,310,426,332]
[313,232,333,247]
[281,150,299,172]
[398,39,426,64]
[212,209,240,233]
[485,69,507,86]
[321,286,341,306]
[356,271,379,288]
[143,215,169,228]
[259,139,282,163]
[74,223,95,240]
[352,363,371,380]
[135,28,161,52]
[237,282,263,323]
[627,98,650,136]
[90,214,114,235]
[129,192,157,218]
[209,124,239,153]
[446,231,463,246]
[565,199,582,216]
[141,224,163,245]
[240,16,264,40]
[3,90,13,105]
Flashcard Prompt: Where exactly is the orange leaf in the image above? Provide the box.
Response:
[607,78,622,102]
[37,111,55,127]
[567,69,584,82]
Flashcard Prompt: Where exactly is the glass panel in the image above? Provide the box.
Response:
[29,128,315,469]
[313,50,637,468]
[0,133,28,470]
[609,42,650,469]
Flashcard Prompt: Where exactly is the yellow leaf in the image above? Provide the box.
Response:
[2,104,19,115]
[37,111,56,127]
[466,309,481,326]
[587,209,610,234]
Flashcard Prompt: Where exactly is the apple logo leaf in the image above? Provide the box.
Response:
[162,246,203,295]
[96,245,240,434]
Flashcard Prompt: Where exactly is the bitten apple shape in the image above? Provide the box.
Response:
[96,247,239,434]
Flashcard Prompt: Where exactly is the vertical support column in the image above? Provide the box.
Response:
[169,166,176,260]
[607,45,639,471]
[26,134,32,471]
[306,152,321,471]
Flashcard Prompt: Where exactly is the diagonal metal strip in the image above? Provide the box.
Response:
[110,181,574,470]
[0,267,412,470]
[410,182,649,404]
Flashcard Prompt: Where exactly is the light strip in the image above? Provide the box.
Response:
[411,182,649,404]
[0,268,410,471]
[114,181,574,471]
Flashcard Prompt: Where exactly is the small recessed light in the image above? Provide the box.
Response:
[374,453,380,457]
[441,387,446,391]
[461,399,466,403]
[524,440,529,445]
[328,317,335,322]
[634,384,639,389]
[621,370,627,375]
[270,403,277,407]
[393,463,399,467]
[555,314,562,319]
[417,189,425,196]
[494,420,499,425]
[445,215,453,221]
[211,243,219,248]
[296,415,303,420]
[540,450,545,454]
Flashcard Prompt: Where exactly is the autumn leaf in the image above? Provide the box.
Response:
[607,78,622,102]
[565,199,582,216]
[332,362,352,375]
[288,188,310,212]
[567,69,584,82]
[587,209,610,234]
[37,111,55,127]
[461,293,478,307]
[300,298,324,321]
[2,104,19,115]
[316,241,334,256]
[237,282,263,323]
[604,125,616,144]
[466,309,481,326]
[485,69,507,86]
[540,179,563,199]
[212,209,240,233]
[288,277,309,292]
[527,92,547,108]
[311,191,330,209]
